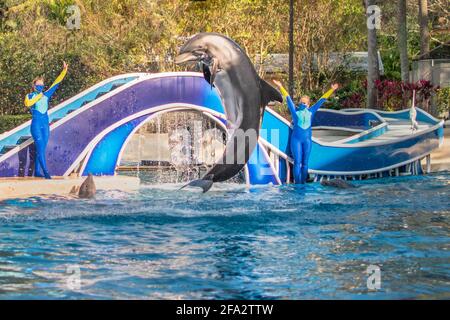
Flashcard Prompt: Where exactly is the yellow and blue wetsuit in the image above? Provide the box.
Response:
[280,86,335,184]
[24,68,67,179]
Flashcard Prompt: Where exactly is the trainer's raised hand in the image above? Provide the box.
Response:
[272,80,283,89]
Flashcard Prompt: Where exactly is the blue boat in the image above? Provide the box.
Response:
[261,106,444,182]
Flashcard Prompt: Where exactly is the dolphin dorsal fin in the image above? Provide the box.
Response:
[260,79,283,106]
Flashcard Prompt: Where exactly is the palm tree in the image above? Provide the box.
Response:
[419,0,430,59]
[365,0,380,108]
[288,0,294,97]
[397,0,409,82]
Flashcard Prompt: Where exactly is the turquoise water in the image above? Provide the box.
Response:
[0,172,449,299]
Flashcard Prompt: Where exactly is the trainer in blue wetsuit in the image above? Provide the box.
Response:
[274,82,338,184]
[24,63,68,179]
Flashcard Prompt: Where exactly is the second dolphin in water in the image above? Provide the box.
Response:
[175,33,283,192]
[321,178,356,189]
[78,173,97,198]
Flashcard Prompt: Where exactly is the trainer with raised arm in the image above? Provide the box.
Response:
[24,61,68,179]
[273,81,339,184]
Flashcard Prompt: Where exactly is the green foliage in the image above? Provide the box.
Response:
[45,0,76,26]
[436,87,450,116]
[380,46,402,80]
[0,114,31,134]
[0,0,6,30]
[0,0,448,118]
[327,77,367,110]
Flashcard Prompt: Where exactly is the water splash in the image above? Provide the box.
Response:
[119,110,234,184]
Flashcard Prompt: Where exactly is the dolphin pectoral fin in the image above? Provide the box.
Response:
[202,59,219,89]
[202,64,213,87]
[260,79,283,106]
[181,179,214,193]
[209,58,219,88]
[180,174,214,193]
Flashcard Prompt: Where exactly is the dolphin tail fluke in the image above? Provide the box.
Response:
[180,174,214,193]
[260,79,283,105]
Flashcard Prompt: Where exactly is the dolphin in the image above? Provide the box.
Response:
[78,173,96,198]
[175,33,282,192]
[321,178,356,189]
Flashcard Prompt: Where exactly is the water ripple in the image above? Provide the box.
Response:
[0,171,449,299]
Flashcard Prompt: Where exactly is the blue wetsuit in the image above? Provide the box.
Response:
[282,88,334,184]
[24,69,67,179]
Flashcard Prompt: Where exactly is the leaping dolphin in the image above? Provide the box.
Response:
[175,33,282,192]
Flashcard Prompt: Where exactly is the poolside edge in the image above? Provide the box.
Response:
[0,175,140,200]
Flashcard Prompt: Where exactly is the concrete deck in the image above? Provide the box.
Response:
[312,129,355,142]
[357,117,430,145]
[0,175,140,200]
[430,123,450,172]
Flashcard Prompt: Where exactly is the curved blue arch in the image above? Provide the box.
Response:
[82,87,281,185]
[82,115,151,175]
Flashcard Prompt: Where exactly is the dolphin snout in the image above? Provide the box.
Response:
[175,52,199,64]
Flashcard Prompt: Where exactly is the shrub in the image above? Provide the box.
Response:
[374,79,404,111]
[328,78,366,109]
[341,93,364,109]
[0,114,31,134]
[436,87,450,117]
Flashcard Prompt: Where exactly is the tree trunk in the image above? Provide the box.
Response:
[366,0,380,109]
[397,0,409,83]
[419,0,430,59]
[288,0,294,97]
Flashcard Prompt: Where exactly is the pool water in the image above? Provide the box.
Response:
[0,172,449,299]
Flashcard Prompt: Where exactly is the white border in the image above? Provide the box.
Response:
[343,107,442,124]
[309,151,433,176]
[314,108,386,123]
